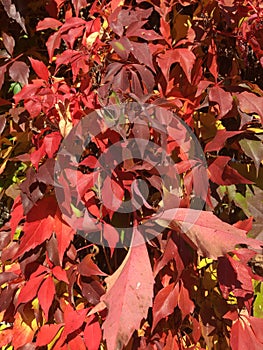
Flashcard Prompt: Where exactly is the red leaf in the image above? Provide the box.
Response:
[14,196,58,259]
[233,217,253,232]
[160,17,172,45]
[209,156,253,185]
[132,64,155,93]
[72,0,87,16]
[11,314,34,349]
[30,143,46,170]
[218,255,253,298]
[13,80,43,104]
[178,282,194,320]
[77,171,98,198]
[56,50,89,81]
[9,61,29,86]
[52,266,69,283]
[154,238,184,278]
[10,196,24,235]
[102,222,119,256]
[110,37,131,60]
[155,208,263,259]
[209,85,233,118]
[46,31,61,61]
[110,0,123,12]
[36,324,63,347]
[126,22,162,41]
[63,305,87,336]
[152,282,179,330]
[157,49,195,83]
[230,317,263,350]
[29,57,50,81]
[17,274,45,305]
[54,209,75,265]
[36,17,63,31]
[78,254,107,277]
[43,132,62,158]
[207,40,218,81]
[237,91,263,123]
[68,334,87,350]
[84,316,102,350]
[0,328,12,347]
[130,41,154,70]
[79,155,98,168]
[163,331,180,350]
[99,228,154,350]
[205,130,243,152]
[101,176,124,212]
[130,71,143,98]
[2,32,15,55]
[249,317,263,343]
[38,276,56,319]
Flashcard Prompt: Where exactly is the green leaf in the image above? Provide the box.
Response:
[8,82,22,95]
[253,281,263,318]
[70,203,83,218]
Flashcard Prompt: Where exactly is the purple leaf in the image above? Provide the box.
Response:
[2,32,15,56]
[9,61,29,86]
[0,0,27,33]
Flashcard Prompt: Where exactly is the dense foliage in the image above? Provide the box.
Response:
[1,0,263,349]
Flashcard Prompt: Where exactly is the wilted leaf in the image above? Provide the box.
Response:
[246,186,263,239]
[239,139,263,177]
